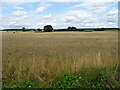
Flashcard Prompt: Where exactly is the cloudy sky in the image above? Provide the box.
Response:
[0,0,119,29]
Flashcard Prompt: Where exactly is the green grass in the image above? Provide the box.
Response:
[3,67,119,89]
[3,81,42,88]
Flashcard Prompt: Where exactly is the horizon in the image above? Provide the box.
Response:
[1,27,119,30]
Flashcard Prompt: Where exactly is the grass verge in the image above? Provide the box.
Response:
[2,67,120,89]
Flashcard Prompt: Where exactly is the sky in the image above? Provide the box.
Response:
[0,0,119,29]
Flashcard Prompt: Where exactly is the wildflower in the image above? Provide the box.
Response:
[29,85,31,87]
[79,77,81,79]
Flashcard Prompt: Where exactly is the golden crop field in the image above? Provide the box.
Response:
[2,31,118,84]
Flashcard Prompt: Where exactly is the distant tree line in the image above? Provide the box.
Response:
[3,25,120,32]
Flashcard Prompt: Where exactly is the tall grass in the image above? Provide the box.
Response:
[2,31,118,85]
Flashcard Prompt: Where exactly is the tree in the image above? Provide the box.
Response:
[44,25,53,32]
[101,28,105,31]
[22,27,26,32]
[71,27,76,30]
[68,26,71,30]
[37,28,42,31]
[68,26,77,31]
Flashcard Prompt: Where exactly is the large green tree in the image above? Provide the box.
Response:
[44,25,53,32]
[22,27,26,32]
[68,26,76,31]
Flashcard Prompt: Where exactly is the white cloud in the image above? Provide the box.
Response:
[46,22,57,26]
[2,8,54,29]
[57,5,118,28]
[12,10,27,16]
[36,7,46,12]
[66,10,92,18]
[71,2,109,14]
[108,9,118,15]
[42,14,52,18]
[62,10,93,26]
[35,2,52,13]
[14,6,24,10]
[2,10,31,29]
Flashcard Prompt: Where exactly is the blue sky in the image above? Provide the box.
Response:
[0,1,118,29]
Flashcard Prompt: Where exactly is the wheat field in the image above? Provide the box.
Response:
[2,31,118,84]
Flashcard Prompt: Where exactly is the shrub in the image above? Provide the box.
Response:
[37,28,42,31]
[94,28,105,31]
